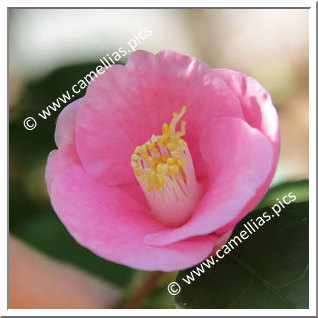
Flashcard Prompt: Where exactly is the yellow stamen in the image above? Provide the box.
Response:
[131,106,188,191]
[177,158,185,168]
[167,143,177,151]
[166,158,175,165]
[170,165,179,174]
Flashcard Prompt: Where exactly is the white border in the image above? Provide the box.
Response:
[308,0,316,315]
[4,0,316,316]
[2,0,316,8]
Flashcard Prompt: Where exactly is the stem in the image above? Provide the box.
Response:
[122,271,165,309]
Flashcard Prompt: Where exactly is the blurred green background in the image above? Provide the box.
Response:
[9,8,309,309]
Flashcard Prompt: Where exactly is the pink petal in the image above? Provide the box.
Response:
[75,50,244,185]
[45,148,81,196]
[144,117,273,246]
[212,69,280,149]
[46,98,83,195]
[210,69,280,235]
[50,164,218,271]
[55,98,83,148]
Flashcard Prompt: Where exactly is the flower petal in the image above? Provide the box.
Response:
[50,164,218,271]
[212,69,280,148]
[144,117,273,246]
[45,148,81,196]
[46,98,83,195]
[209,69,280,235]
[75,50,244,185]
[55,98,83,148]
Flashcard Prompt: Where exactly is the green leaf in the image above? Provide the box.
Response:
[257,179,308,209]
[175,202,309,309]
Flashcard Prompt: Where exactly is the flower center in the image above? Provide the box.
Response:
[131,106,201,227]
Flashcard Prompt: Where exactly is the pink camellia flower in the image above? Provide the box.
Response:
[45,50,279,271]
